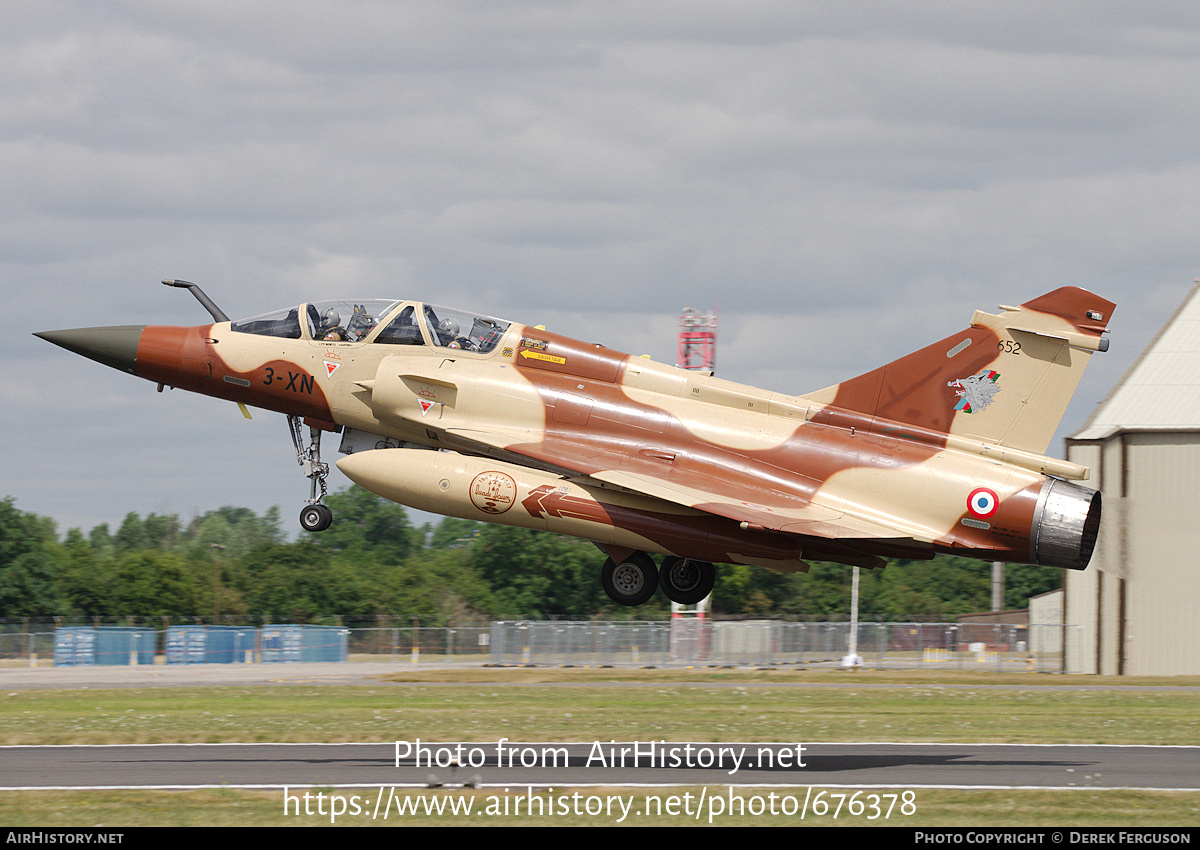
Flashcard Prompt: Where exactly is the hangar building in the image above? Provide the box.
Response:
[1064,284,1200,675]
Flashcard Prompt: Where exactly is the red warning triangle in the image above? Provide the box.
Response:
[418,399,435,415]
[324,361,340,378]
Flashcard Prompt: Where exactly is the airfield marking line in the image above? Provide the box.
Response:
[368,681,1200,693]
[4,783,1199,793]
[0,741,387,748]
[2,741,1198,749]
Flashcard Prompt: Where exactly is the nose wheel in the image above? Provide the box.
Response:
[289,415,333,532]
[299,502,333,532]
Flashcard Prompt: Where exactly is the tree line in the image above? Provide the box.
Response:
[0,489,1060,625]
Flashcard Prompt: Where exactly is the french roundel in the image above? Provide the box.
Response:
[967,487,999,518]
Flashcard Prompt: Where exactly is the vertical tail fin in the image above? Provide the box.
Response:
[799,287,1115,455]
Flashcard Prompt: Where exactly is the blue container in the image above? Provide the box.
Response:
[205,626,256,663]
[57,627,155,666]
[54,627,96,667]
[165,625,204,664]
[260,625,303,663]
[261,625,348,662]
[93,627,156,665]
[166,626,257,663]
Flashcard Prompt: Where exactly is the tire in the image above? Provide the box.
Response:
[600,553,659,606]
[299,503,333,532]
[659,557,715,605]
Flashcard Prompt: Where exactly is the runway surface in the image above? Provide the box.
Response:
[4,660,1200,691]
[3,740,1198,791]
[2,662,1197,791]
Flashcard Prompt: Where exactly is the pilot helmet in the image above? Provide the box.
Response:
[323,308,341,329]
[438,318,460,337]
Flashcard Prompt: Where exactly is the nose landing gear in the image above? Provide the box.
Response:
[289,415,333,532]
[299,502,333,532]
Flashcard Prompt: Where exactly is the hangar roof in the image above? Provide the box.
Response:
[1071,284,1200,441]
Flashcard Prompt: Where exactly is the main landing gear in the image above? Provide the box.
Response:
[289,415,333,532]
[601,553,659,607]
[600,552,716,606]
[659,556,717,605]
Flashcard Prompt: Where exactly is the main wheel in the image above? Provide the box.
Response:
[600,553,659,607]
[299,503,333,532]
[659,557,716,605]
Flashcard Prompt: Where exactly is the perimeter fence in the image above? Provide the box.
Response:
[484,620,1078,672]
[0,619,1081,672]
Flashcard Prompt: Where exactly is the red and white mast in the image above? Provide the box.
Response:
[671,305,718,648]
[676,306,717,372]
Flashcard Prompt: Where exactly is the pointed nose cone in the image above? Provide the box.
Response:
[34,325,146,375]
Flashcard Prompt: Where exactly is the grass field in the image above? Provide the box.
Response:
[0,667,1197,826]
[0,788,1196,827]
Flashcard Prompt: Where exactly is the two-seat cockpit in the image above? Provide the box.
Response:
[230,299,512,353]
[227,298,514,531]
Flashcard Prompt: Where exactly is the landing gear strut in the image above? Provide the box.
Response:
[289,415,333,531]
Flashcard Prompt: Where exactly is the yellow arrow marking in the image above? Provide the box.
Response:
[519,350,566,365]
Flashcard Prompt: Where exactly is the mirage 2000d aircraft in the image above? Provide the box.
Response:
[37,280,1112,606]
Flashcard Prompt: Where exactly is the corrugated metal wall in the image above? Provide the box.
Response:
[1067,433,1200,675]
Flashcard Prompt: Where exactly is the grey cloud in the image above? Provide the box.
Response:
[6,2,1199,535]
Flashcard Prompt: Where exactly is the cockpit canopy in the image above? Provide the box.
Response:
[230,300,512,353]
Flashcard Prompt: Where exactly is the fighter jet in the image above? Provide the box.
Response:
[36,280,1113,606]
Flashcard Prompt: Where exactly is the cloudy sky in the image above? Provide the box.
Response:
[6,1,1199,535]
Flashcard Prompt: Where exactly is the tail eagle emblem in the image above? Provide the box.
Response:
[949,370,1001,414]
